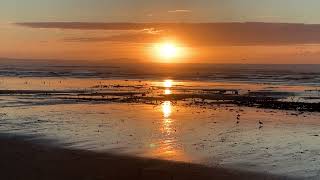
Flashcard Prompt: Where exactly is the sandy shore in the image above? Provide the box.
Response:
[0,135,293,180]
[0,77,319,179]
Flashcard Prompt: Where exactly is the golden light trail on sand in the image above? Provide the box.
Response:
[149,80,179,159]
[149,99,185,160]
[161,101,176,156]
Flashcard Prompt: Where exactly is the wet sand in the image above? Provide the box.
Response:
[0,77,320,179]
[0,134,291,180]
[1,103,320,179]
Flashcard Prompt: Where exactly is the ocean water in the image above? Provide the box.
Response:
[1,60,320,86]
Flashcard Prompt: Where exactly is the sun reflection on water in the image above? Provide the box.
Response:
[162,101,172,119]
[149,84,185,160]
[163,80,173,88]
[164,89,172,95]
[158,100,178,157]
[163,79,173,95]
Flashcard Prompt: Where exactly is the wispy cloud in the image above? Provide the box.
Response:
[15,22,149,30]
[168,9,192,13]
[63,32,162,43]
[16,22,320,46]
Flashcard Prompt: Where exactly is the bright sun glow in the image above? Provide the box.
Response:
[155,42,180,60]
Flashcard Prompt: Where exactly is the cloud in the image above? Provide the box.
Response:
[64,33,162,43]
[16,22,320,46]
[15,22,149,30]
[168,9,192,13]
[63,27,164,43]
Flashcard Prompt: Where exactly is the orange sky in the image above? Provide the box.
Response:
[1,23,320,64]
[2,1,320,63]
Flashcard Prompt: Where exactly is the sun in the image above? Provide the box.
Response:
[154,42,180,60]
[159,43,177,59]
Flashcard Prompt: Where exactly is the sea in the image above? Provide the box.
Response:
[1,60,320,86]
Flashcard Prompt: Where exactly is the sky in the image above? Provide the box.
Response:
[1,0,320,63]
[2,0,320,23]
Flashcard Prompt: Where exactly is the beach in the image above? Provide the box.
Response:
[1,100,320,179]
[0,134,291,180]
[0,63,320,179]
[2,1,320,178]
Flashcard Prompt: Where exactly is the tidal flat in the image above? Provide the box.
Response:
[0,77,320,179]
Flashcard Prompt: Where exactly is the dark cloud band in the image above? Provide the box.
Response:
[16,22,320,46]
